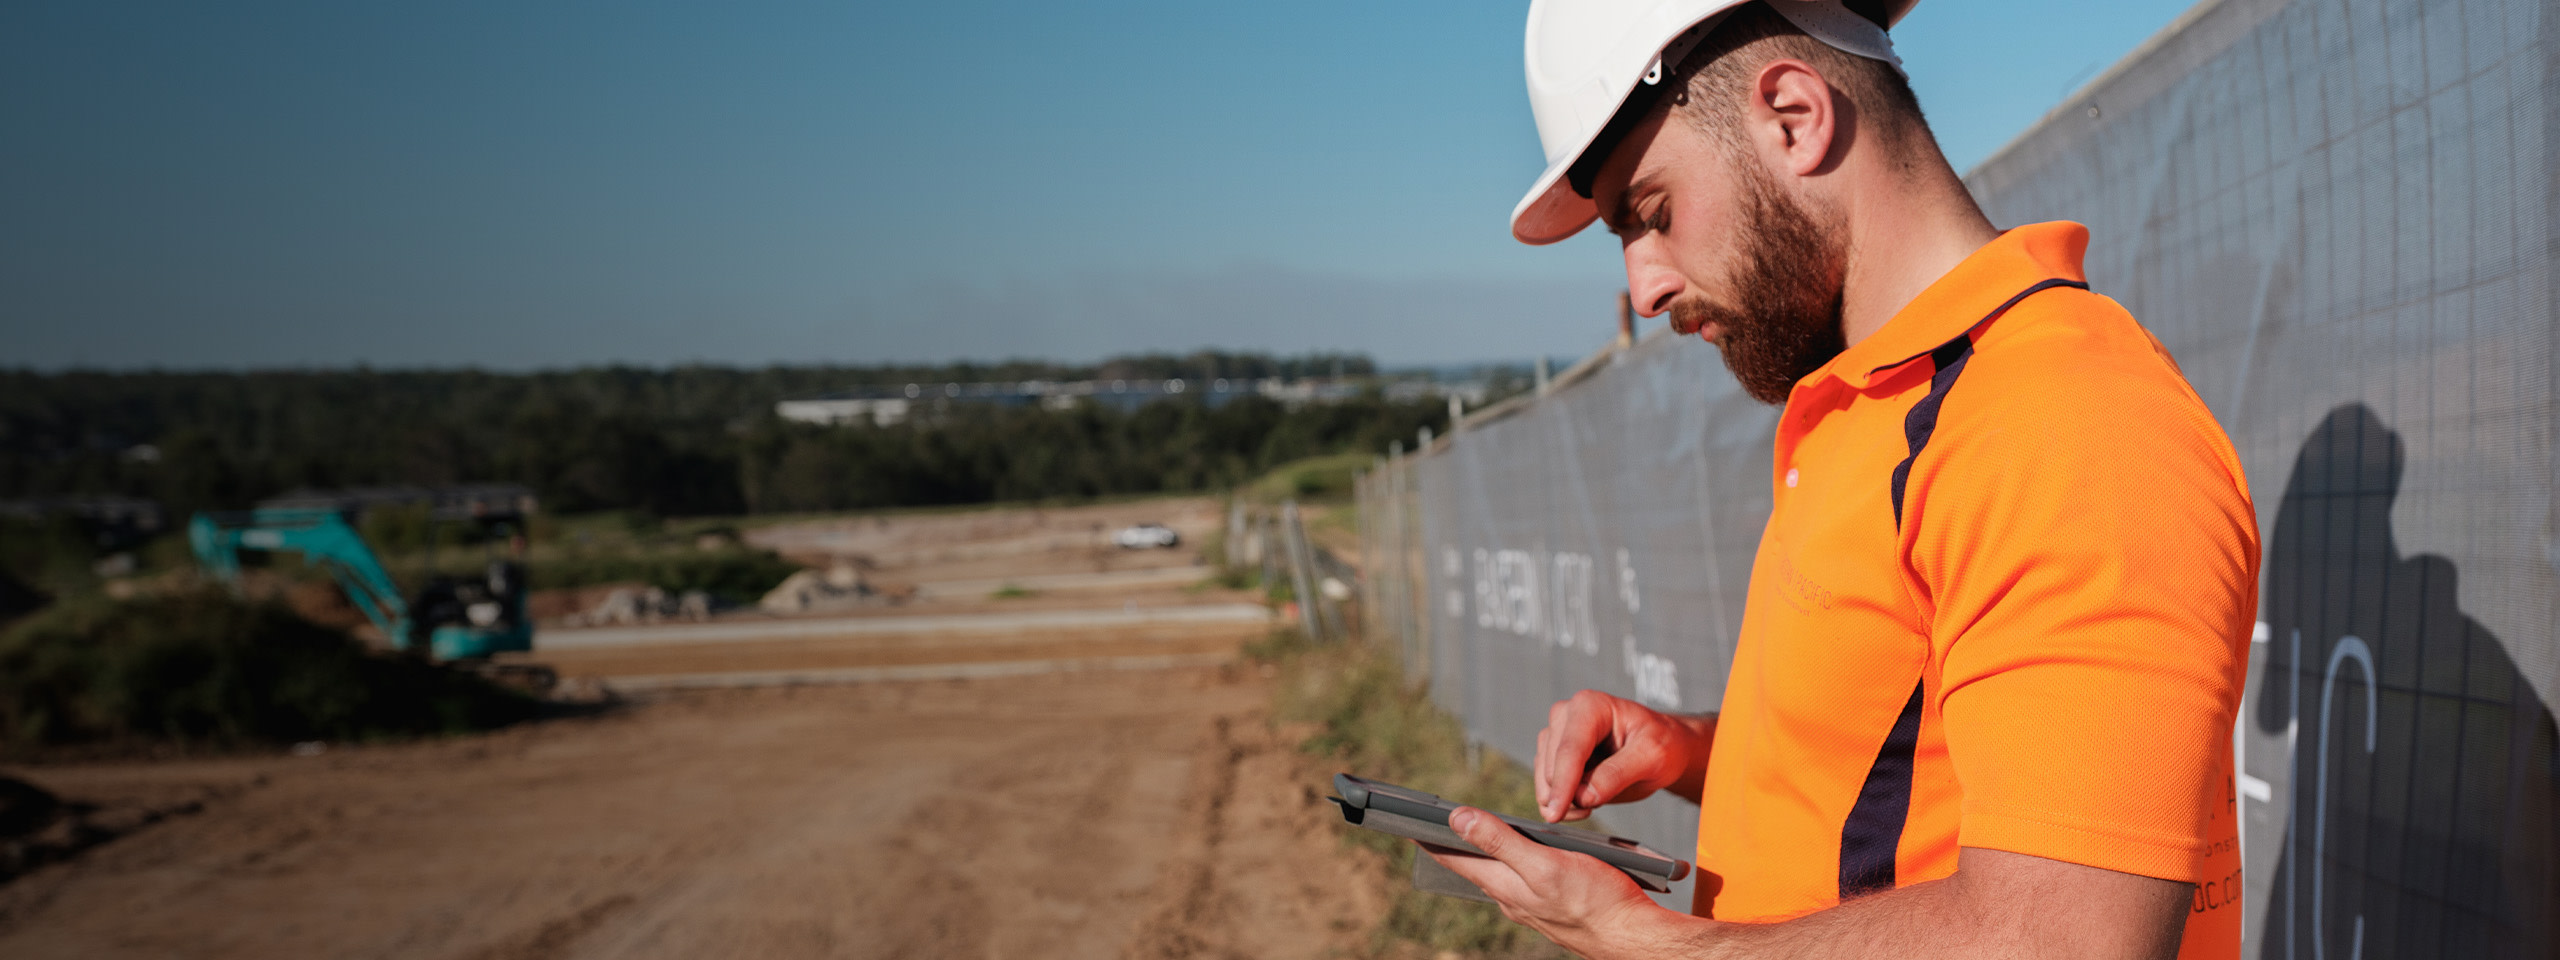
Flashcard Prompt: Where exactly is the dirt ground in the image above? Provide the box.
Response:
[528,615,1267,681]
[529,498,1247,639]
[743,498,1226,585]
[529,497,1267,690]
[0,666,1398,960]
[0,498,1425,959]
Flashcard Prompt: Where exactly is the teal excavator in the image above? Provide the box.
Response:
[190,507,552,687]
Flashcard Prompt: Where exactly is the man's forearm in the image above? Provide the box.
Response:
[1600,848,2187,960]
[1612,870,1988,959]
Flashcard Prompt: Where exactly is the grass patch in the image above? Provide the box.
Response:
[372,546,800,608]
[1245,453,1371,504]
[348,509,804,607]
[989,583,1037,600]
[1251,630,1567,959]
[711,489,1216,532]
[1194,567,1258,592]
[0,590,540,758]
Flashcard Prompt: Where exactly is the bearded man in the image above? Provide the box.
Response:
[1423,3,2260,959]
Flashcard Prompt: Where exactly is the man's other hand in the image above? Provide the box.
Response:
[1535,690,1716,822]
[1428,806,1658,951]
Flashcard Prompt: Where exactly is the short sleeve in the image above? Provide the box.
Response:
[1901,330,2258,882]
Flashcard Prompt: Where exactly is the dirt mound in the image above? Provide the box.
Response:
[0,774,226,889]
[0,778,54,840]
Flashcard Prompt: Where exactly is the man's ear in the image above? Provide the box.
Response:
[1749,59,1837,178]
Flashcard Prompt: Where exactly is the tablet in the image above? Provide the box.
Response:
[1326,772,1691,897]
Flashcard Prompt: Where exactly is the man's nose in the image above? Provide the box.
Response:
[1625,248,1683,318]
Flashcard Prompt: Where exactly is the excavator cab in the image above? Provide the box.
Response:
[407,554,531,659]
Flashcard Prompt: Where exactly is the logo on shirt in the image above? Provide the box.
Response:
[1773,549,1836,612]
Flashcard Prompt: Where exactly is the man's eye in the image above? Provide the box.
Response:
[1644,207,1670,234]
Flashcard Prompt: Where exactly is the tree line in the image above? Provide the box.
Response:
[0,353,1444,519]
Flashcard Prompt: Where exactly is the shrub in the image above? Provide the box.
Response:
[528,548,800,605]
[0,516,97,601]
[1247,453,1370,504]
[0,590,538,755]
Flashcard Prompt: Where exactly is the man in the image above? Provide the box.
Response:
[1423,2,2258,958]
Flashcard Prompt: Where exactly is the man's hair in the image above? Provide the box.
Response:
[1666,3,1934,170]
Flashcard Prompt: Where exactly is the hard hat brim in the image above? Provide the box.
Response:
[1511,152,1602,246]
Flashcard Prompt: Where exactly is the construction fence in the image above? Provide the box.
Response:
[1356,0,2558,955]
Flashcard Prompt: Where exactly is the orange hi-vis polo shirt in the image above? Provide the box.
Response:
[1693,222,2258,958]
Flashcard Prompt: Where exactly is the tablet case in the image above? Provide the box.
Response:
[1326,772,1690,901]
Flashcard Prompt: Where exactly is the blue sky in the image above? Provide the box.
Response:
[2,1,2200,370]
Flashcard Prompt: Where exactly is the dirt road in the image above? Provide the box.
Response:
[742,499,1224,584]
[0,666,1392,960]
[523,498,1264,691]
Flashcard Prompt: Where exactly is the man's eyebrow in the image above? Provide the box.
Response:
[1606,172,1664,236]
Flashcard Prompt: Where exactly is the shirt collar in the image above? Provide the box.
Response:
[1805,221,2091,392]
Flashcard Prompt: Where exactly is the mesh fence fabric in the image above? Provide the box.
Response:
[1360,0,2556,952]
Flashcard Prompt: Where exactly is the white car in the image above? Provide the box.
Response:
[1113,523,1180,549]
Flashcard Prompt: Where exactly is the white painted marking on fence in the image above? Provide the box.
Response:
[2238,773,2273,803]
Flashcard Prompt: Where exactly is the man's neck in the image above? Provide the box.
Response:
[1832,156,2000,348]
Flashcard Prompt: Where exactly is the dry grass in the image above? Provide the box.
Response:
[1249,630,1567,959]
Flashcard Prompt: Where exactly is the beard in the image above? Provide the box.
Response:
[1669,163,1848,405]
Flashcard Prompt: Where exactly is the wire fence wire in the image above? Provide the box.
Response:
[1358,0,2556,954]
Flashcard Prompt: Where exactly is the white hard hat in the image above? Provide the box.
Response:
[1511,0,1918,245]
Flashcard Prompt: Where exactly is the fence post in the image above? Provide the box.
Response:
[1617,289,1635,349]
[1281,500,1323,643]
[1356,469,1377,643]
[1402,450,1423,670]
[1259,508,1276,597]
[1226,500,1246,569]
[1405,453,1428,680]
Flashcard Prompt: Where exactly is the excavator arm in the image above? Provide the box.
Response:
[189,509,416,648]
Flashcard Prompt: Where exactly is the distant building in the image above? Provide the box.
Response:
[1386,379,1490,406]
[774,376,1376,426]
[775,396,913,427]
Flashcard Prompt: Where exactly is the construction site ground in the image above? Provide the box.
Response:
[0,496,1412,960]
[534,497,1261,688]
